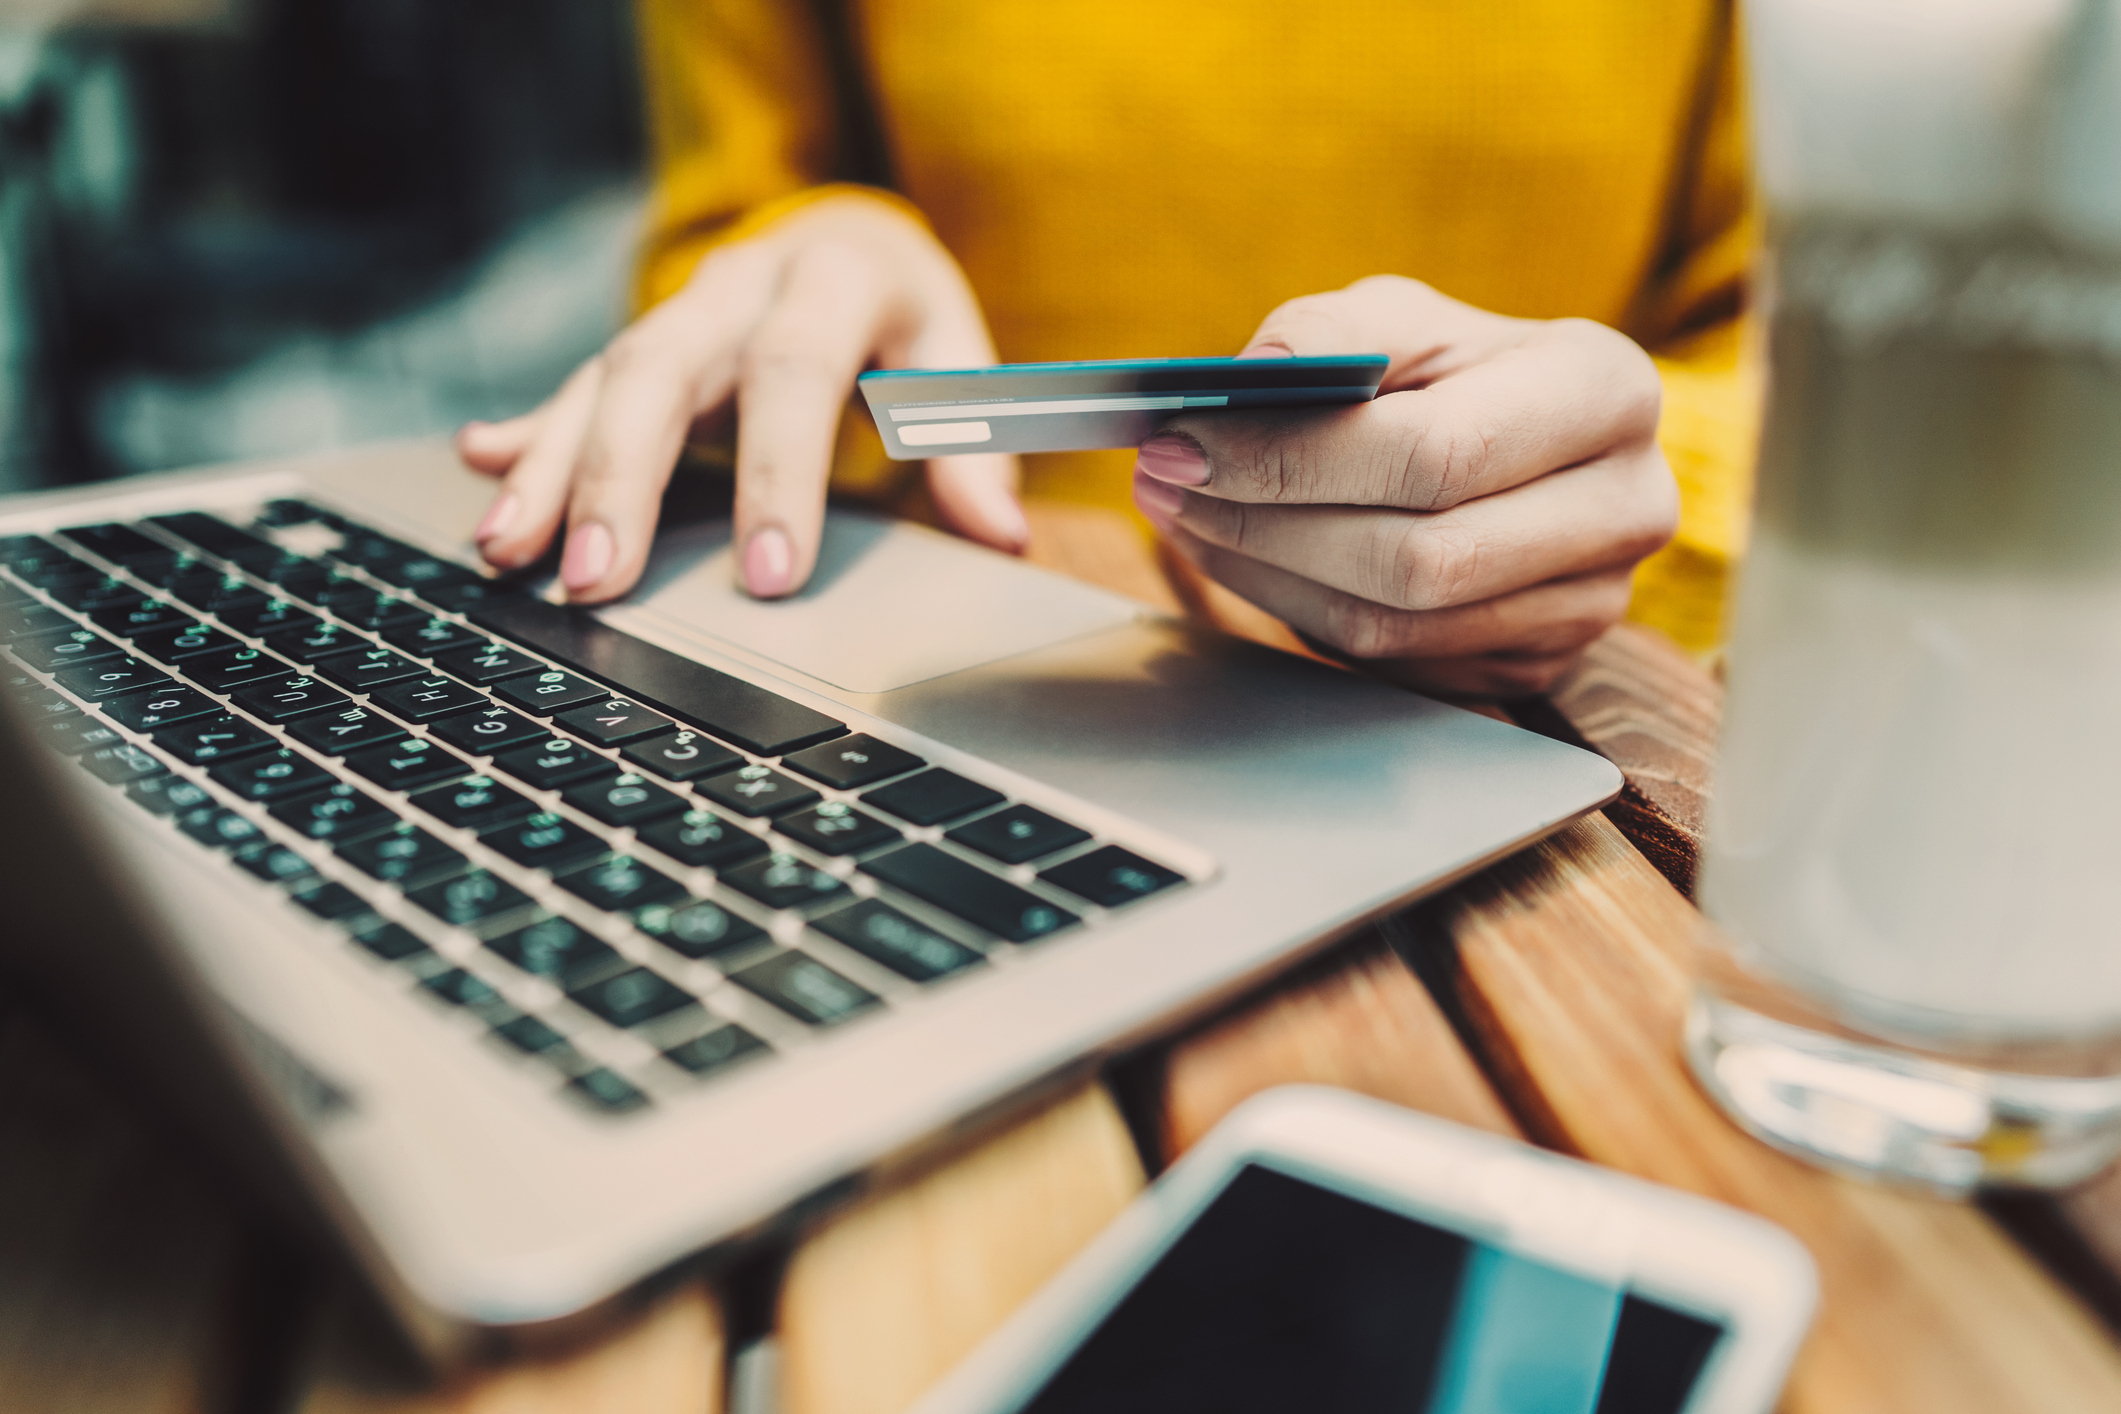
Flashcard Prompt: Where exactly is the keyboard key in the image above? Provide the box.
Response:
[185,646,286,691]
[285,703,401,755]
[44,714,120,754]
[148,512,278,566]
[406,869,533,928]
[862,845,1077,943]
[54,656,174,701]
[253,555,331,600]
[344,735,470,792]
[255,498,326,527]
[266,620,368,664]
[633,898,766,959]
[556,855,686,912]
[420,968,503,1011]
[483,811,608,871]
[663,1025,767,1078]
[695,764,818,817]
[61,522,168,565]
[332,591,429,634]
[487,915,621,986]
[368,673,486,721]
[491,734,610,790]
[128,773,213,815]
[314,647,424,692]
[719,852,848,911]
[177,804,265,850]
[568,967,694,1029]
[134,552,210,589]
[568,1069,649,1114]
[812,900,982,982]
[289,880,371,921]
[377,553,485,595]
[209,749,335,802]
[101,686,219,733]
[382,615,481,657]
[11,627,123,672]
[2,601,68,640]
[555,696,675,746]
[409,773,537,831]
[561,772,688,828]
[617,728,744,782]
[731,951,877,1027]
[47,575,145,614]
[350,921,432,964]
[332,529,423,577]
[3,538,93,589]
[431,638,542,684]
[946,805,1091,865]
[217,597,317,638]
[781,734,926,790]
[774,802,901,857]
[1040,846,1186,907]
[493,668,608,716]
[862,769,1005,827]
[167,568,265,614]
[470,598,847,755]
[90,599,193,638]
[491,1013,569,1055]
[153,713,275,766]
[429,703,547,755]
[634,809,770,870]
[308,570,380,610]
[337,823,467,885]
[231,839,317,887]
[269,782,395,842]
[79,742,165,785]
[230,673,351,723]
[134,622,240,662]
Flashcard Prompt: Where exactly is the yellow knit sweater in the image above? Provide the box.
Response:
[633,0,1760,654]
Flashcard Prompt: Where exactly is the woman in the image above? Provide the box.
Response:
[461,0,1753,695]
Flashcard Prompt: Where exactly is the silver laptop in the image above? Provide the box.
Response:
[0,438,1619,1360]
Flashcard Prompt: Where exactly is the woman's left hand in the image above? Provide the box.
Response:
[1133,276,1678,698]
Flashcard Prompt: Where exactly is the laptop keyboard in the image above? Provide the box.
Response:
[0,502,1190,1117]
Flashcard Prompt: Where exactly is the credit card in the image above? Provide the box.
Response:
[857,355,1389,460]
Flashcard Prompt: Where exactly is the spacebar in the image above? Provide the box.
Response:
[468,598,846,757]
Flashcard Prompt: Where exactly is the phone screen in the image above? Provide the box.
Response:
[1014,1164,1723,1414]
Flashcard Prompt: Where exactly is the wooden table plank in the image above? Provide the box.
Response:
[777,1082,1144,1414]
[1412,813,2121,1414]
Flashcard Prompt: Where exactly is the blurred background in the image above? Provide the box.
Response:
[0,0,645,494]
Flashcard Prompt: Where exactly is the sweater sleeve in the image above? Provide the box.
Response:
[631,0,920,313]
[1623,8,1764,658]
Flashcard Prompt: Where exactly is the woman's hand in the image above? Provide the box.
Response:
[1134,276,1677,698]
[457,195,1027,602]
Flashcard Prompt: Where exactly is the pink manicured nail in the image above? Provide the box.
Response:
[986,493,1030,551]
[744,526,795,598]
[1132,471,1184,529]
[473,493,518,544]
[1135,434,1209,486]
[560,520,615,591]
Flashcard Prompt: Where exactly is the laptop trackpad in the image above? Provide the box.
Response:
[620,511,1141,695]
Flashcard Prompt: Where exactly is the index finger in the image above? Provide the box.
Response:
[1157,317,1659,512]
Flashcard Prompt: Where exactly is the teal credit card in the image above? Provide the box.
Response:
[857,355,1390,460]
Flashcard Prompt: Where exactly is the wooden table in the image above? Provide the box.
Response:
[6,500,2121,1414]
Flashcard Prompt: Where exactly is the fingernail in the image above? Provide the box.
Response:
[1135,433,1209,486]
[744,526,795,598]
[473,493,518,544]
[1132,470,1184,529]
[560,520,615,592]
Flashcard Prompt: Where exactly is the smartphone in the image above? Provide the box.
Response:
[912,1088,1816,1414]
[857,355,1390,459]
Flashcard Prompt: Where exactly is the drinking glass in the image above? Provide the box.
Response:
[1687,0,2121,1193]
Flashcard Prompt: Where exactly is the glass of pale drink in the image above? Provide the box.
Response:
[1687,0,2121,1192]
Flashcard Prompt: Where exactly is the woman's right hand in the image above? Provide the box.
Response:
[457,194,1027,604]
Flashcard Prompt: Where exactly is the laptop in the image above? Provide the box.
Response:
[0,438,1620,1361]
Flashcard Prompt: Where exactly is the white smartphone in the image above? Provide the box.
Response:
[911,1088,1815,1414]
